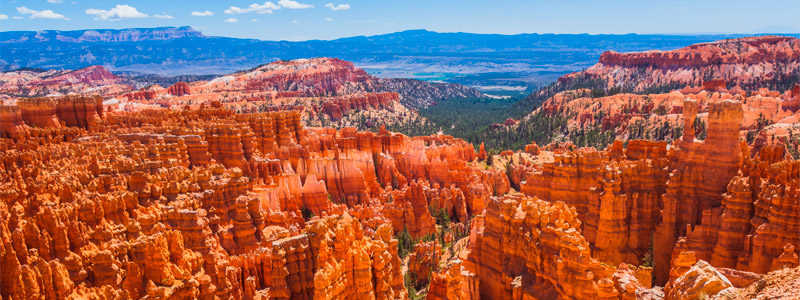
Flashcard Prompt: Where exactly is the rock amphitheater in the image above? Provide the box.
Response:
[0,36,799,300]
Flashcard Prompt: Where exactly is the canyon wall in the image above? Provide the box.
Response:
[565,36,800,92]
[1,39,799,300]
[464,194,652,300]
[508,97,799,286]
[0,95,510,299]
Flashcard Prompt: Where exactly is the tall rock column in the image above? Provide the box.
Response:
[654,100,744,284]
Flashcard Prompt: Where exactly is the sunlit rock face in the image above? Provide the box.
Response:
[1,37,799,300]
[0,65,129,98]
[505,97,798,289]
[0,93,518,299]
[463,193,655,300]
[573,36,800,92]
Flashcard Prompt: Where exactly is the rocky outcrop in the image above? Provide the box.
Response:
[42,65,120,86]
[54,95,104,128]
[573,36,800,92]
[426,259,480,300]
[306,216,406,299]
[17,97,63,128]
[0,97,526,299]
[670,143,800,277]
[465,194,649,300]
[1,57,432,131]
[514,140,667,267]
[524,84,799,150]
[2,45,799,300]
[319,92,399,120]
[199,58,370,97]
[477,142,487,161]
[0,105,25,138]
[125,89,159,101]
[710,265,800,300]
[510,95,798,290]
[408,241,441,285]
[524,142,539,155]
[654,100,745,283]
[11,96,103,131]
[664,252,733,300]
[0,65,130,97]
[599,36,799,68]
[167,82,191,96]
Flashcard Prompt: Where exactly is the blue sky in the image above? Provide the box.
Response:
[1,0,799,41]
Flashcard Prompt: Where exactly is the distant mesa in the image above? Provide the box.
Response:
[2,26,205,43]
[565,35,800,92]
[598,36,799,68]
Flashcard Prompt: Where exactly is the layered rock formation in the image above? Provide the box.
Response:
[0,65,129,98]
[2,38,799,299]
[508,97,799,289]
[317,92,399,121]
[653,100,746,282]
[167,82,191,96]
[117,58,429,129]
[598,36,798,68]
[0,94,509,299]
[525,84,800,147]
[668,143,800,277]
[0,58,454,131]
[41,65,120,86]
[464,193,653,300]
[407,241,441,285]
[0,96,104,139]
[426,258,480,300]
[572,36,800,92]
[508,139,668,267]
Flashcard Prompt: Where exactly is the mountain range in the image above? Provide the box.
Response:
[3,26,797,96]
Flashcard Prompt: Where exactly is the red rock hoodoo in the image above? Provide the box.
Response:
[0,94,510,299]
[2,39,799,300]
[167,82,191,96]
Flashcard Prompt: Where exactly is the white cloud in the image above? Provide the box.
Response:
[47,0,64,3]
[325,3,350,10]
[324,17,333,21]
[225,18,238,23]
[12,16,23,20]
[17,6,70,20]
[291,19,298,23]
[226,2,280,14]
[153,14,173,19]
[279,0,313,9]
[251,19,259,22]
[248,2,281,12]
[0,14,8,20]
[85,4,147,21]
[191,10,214,16]
[224,7,250,14]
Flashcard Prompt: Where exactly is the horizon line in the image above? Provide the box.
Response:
[2,26,799,43]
